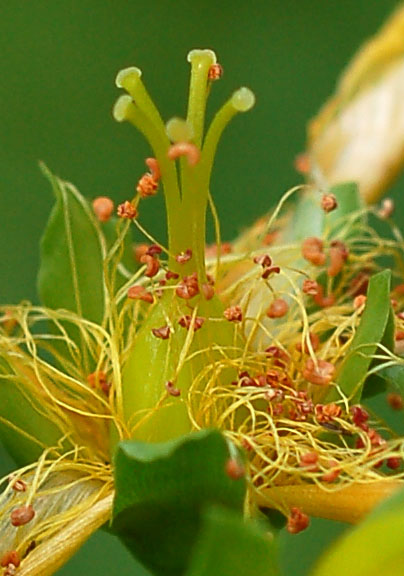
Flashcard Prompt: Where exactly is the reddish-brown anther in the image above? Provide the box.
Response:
[353,295,367,310]
[178,315,205,331]
[140,254,160,278]
[92,196,114,222]
[201,282,215,300]
[166,270,180,281]
[295,332,320,353]
[224,305,243,323]
[136,173,158,198]
[322,460,341,483]
[1,551,20,568]
[351,405,369,429]
[145,157,161,181]
[387,457,401,470]
[267,298,289,319]
[368,428,386,447]
[302,237,326,266]
[265,346,290,365]
[321,193,338,213]
[299,451,319,471]
[208,63,223,80]
[238,371,257,387]
[303,358,335,386]
[127,285,154,304]
[225,458,245,480]
[146,244,163,256]
[387,393,403,411]
[287,507,310,534]
[315,403,342,423]
[253,254,272,268]
[134,243,149,262]
[117,200,138,219]
[87,371,110,395]
[294,152,311,174]
[176,273,199,300]
[168,142,200,166]
[165,381,181,397]
[302,279,320,295]
[152,325,171,340]
[328,241,349,277]
[175,249,192,264]
[262,266,280,279]
[10,505,35,527]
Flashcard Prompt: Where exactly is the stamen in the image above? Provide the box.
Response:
[303,358,335,386]
[321,193,338,213]
[145,157,161,181]
[10,505,35,527]
[92,196,114,222]
[151,325,171,340]
[224,306,243,323]
[136,173,158,197]
[168,142,201,166]
[117,200,137,219]
[127,285,154,304]
[287,507,310,534]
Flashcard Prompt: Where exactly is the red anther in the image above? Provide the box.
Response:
[328,241,349,277]
[151,325,171,340]
[136,173,158,198]
[10,505,35,527]
[314,289,335,308]
[287,507,310,534]
[321,193,338,213]
[296,332,320,353]
[239,372,257,387]
[322,460,341,483]
[303,358,335,386]
[387,457,401,470]
[127,285,154,304]
[225,458,245,480]
[264,387,284,402]
[265,346,290,364]
[208,63,223,80]
[351,405,369,429]
[1,551,20,568]
[145,157,161,181]
[166,270,180,281]
[302,279,320,295]
[387,393,403,411]
[9,476,27,492]
[175,273,199,300]
[253,254,272,268]
[302,237,326,266]
[201,282,215,300]
[146,244,163,256]
[178,315,205,331]
[117,200,138,219]
[262,266,280,279]
[165,381,181,397]
[299,451,318,470]
[87,371,110,395]
[134,243,149,262]
[175,249,192,264]
[367,428,386,447]
[378,198,395,219]
[92,196,114,222]
[354,295,367,310]
[315,403,342,423]
[395,330,404,341]
[140,254,160,278]
[294,152,311,175]
[224,305,243,323]
[168,142,200,166]
[267,298,289,319]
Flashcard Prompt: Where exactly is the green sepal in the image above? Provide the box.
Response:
[311,486,404,576]
[111,429,246,576]
[186,506,279,576]
[326,269,392,403]
[37,163,106,324]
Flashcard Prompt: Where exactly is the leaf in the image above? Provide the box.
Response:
[111,429,246,576]
[37,163,106,324]
[186,506,279,576]
[327,269,392,403]
[311,486,404,576]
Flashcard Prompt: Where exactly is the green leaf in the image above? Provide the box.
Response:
[311,486,404,576]
[326,181,363,238]
[378,363,404,393]
[37,163,106,324]
[186,506,279,576]
[111,429,246,576]
[327,269,392,403]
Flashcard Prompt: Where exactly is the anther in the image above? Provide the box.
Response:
[287,507,310,534]
[303,358,335,386]
[327,241,348,277]
[10,505,35,527]
[302,279,320,296]
[165,381,181,397]
[321,193,338,213]
[166,270,180,281]
[208,63,223,81]
[294,152,311,174]
[136,173,158,198]
[178,315,205,331]
[1,551,20,569]
[302,237,326,266]
[134,243,149,262]
[201,282,215,300]
[145,157,161,181]
[151,325,171,340]
[387,393,403,411]
[140,254,160,277]
[168,142,200,166]
[225,458,245,480]
[127,285,154,304]
[315,403,341,423]
[117,200,138,219]
[387,457,401,470]
[299,451,318,471]
[295,332,320,353]
[175,273,199,300]
[266,298,288,319]
[262,266,280,279]
[9,477,27,492]
[350,405,369,429]
[146,244,163,256]
[353,295,367,310]
[224,306,243,323]
[253,254,272,268]
[87,371,110,395]
[175,249,192,264]
[322,461,341,483]
[92,196,114,222]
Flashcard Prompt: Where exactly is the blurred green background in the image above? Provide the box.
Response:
[1,1,404,574]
